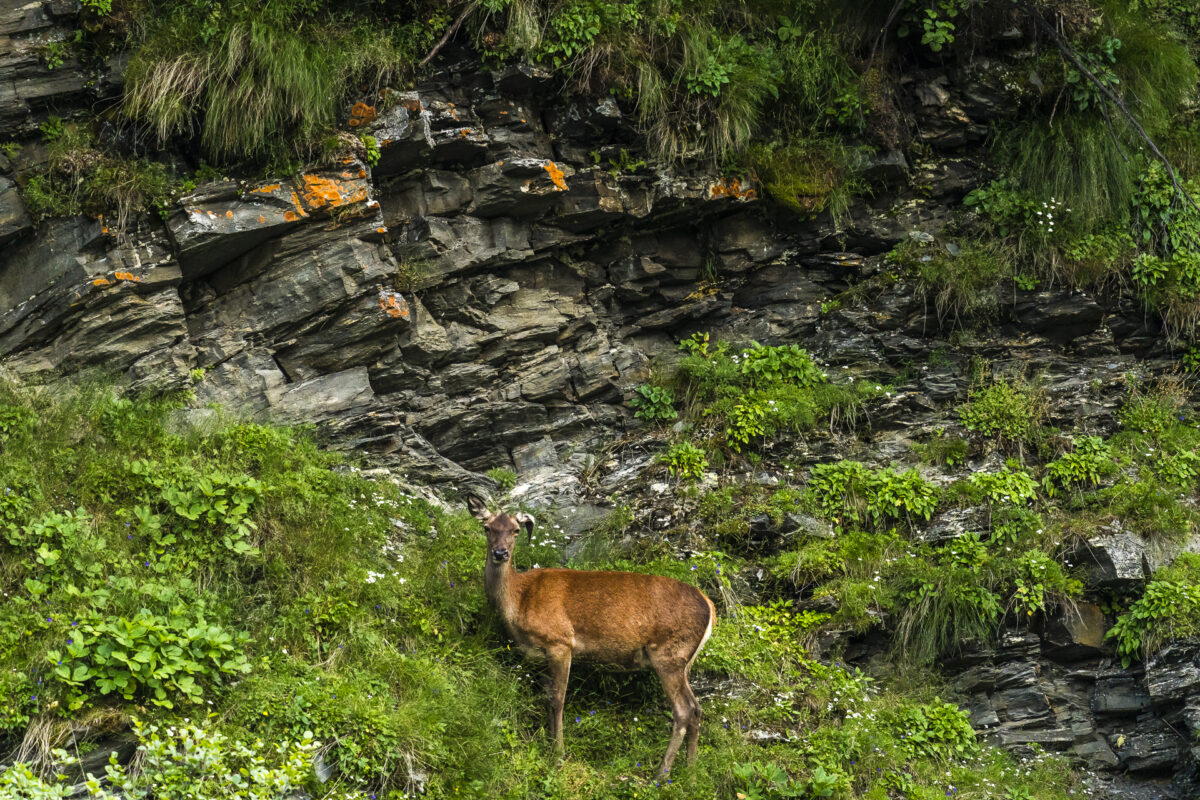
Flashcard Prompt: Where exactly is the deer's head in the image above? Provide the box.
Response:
[467,494,535,565]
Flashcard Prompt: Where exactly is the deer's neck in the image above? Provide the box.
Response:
[484,558,519,622]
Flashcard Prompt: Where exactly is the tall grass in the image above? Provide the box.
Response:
[122,4,431,165]
[477,0,859,165]
[998,1,1197,231]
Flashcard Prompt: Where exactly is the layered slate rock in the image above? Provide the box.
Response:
[0,219,190,388]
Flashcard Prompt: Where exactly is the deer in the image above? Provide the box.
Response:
[467,494,716,775]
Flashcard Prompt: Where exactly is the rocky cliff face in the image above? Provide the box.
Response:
[3,4,1199,796]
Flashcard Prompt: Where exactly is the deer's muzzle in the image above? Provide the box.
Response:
[492,548,510,563]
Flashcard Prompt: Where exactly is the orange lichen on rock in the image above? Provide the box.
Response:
[225,210,234,218]
[349,102,377,128]
[401,97,421,113]
[376,227,387,234]
[543,161,568,191]
[283,210,300,222]
[378,291,410,320]
[114,271,141,282]
[258,215,266,224]
[299,174,368,211]
[92,278,111,287]
[709,177,758,200]
[251,184,281,194]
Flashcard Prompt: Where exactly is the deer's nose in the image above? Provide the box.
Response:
[492,548,510,562]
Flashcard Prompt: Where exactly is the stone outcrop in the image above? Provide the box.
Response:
[2,7,1199,796]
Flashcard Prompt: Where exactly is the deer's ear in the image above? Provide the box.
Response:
[466,494,491,521]
[515,512,536,538]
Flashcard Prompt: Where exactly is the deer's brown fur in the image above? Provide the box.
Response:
[468,494,715,775]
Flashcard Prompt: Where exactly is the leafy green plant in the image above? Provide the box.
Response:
[969,468,1038,507]
[959,378,1046,452]
[1042,436,1116,498]
[914,429,969,470]
[486,467,518,491]
[733,760,844,799]
[883,700,978,760]
[128,460,264,567]
[807,461,937,533]
[659,441,708,481]
[47,608,250,709]
[1009,550,1081,619]
[1108,577,1200,666]
[39,116,64,142]
[629,383,677,422]
[360,134,381,167]
[3,720,317,799]
[738,342,826,388]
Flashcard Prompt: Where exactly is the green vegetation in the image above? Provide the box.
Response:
[121,0,442,166]
[18,122,178,232]
[629,383,677,423]
[0,380,1086,799]
[479,0,861,165]
[958,376,1047,454]
[1108,553,1200,667]
[487,467,519,491]
[888,237,1015,325]
[645,334,879,458]
[658,441,708,481]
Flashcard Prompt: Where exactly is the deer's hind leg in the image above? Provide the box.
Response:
[682,667,701,765]
[651,653,696,776]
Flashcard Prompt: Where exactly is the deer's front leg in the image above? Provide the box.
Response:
[545,645,572,753]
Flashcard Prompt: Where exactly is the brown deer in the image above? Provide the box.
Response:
[467,494,716,775]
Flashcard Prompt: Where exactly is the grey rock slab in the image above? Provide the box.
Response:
[467,158,573,218]
[1093,677,1153,716]
[186,235,396,366]
[267,367,376,423]
[167,163,376,280]
[0,175,31,245]
[371,94,433,177]
[1144,644,1200,704]
[0,219,190,385]
[1116,720,1189,774]
[1012,290,1105,343]
[1074,532,1151,588]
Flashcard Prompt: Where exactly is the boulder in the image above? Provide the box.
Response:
[1074,532,1151,589]
[1042,602,1108,660]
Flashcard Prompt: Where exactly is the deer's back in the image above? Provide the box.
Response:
[512,568,713,668]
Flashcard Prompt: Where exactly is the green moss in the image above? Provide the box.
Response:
[748,138,863,221]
